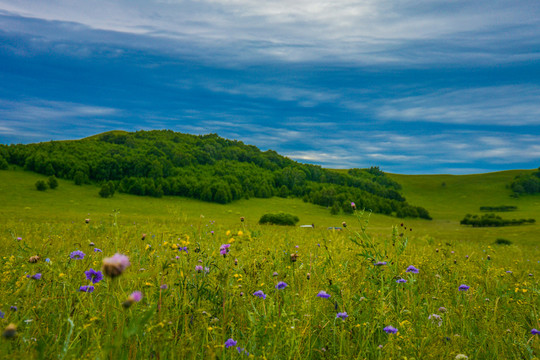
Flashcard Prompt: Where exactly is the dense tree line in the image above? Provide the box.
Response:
[1,130,431,219]
[510,168,540,195]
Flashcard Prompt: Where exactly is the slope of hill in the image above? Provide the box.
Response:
[0,130,430,219]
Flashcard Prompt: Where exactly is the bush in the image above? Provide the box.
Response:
[35,180,48,191]
[495,238,512,246]
[48,176,58,189]
[259,212,299,226]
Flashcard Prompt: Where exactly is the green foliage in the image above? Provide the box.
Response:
[47,176,58,189]
[480,205,517,212]
[259,212,299,225]
[510,167,540,195]
[4,130,430,219]
[461,213,535,227]
[495,238,513,245]
[35,180,47,191]
[0,155,8,170]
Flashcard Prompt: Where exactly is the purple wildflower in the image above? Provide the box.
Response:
[532,329,540,335]
[351,202,356,209]
[316,291,331,299]
[374,261,387,266]
[70,250,85,260]
[0,310,4,319]
[383,326,398,334]
[102,253,130,278]
[275,281,288,290]
[178,246,188,253]
[10,306,17,312]
[272,272,278,277]
[396,278,407,283]
[458,284,470,291]
[160,284,168,290]
[129,291,143,302]
[94,248,102,252]
[28,273,41,280]
[195,265,203,272]
[84,268,103,284]
[336,312,348,320]
[406,265,419,273]
[16,237,22,241]
[79,285,94,293]
[220,244,231,256]
[253,290,266,299]
[225,338,237,348]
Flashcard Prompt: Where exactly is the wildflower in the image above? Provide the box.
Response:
[10,306,17,311]
[79,285,95,293]
[406,265,419,273]
[94,248,102,252]
[141,233,147,240]
[306,272,311,280]
[396,278,407,283]
[316,291,331,299]
[351,202,356,209]
[438,306,447,313]
[290,253,299,262]
[273,272,278,277]
[253,290,266,299]
[220,244,231,256]
[532,329,540,335]
[336,312,348,320]
[428,314,443,326]
[122,291,143,308]
[374,261,387,266]
[235,258,238,266]
[85,218,90,224]
[225,338,237,348]
[16,237,22,241]
[85,268,103,284]
[0,310,3,319]
[27,273,41,280]
[383,326,398,334]
[2,323,17,339]
[70,250,85,260]
[195,265,203,272]
[506,270,512,274]
[102,253,130,278]
[28,255,40,263]
[160,284,168,290]
[45,258,50,263]
[458,284,470,291]
[275,282,288,290]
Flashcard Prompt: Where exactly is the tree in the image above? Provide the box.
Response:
[74,171,85,185]
[35,180,47,191]
[48,176,58,189]
[99,183,111,198]
[0,156,8,170]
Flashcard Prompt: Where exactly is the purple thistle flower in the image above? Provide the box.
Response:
[406,265,419,273]
[16,237,22,241]
[224,338,237,348]
[253,290,266,299]
[458,284,470,291]
[336,312,348,320]
[351,202,356,209]
[70,250,85,260]
[275,281,288,290]
[316,290,331,299]
[384,326,398,334]
[396,278,407,283]
[79,285,95,293]
[94,248,102,252]
[129,291,143,302]
[532,329,540,335]
[374,261,387,266]
[195,265,203,272]
[102,253,130,278]
[220,244,231,256]
[84,268,103,284]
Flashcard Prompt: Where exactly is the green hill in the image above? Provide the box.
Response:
[0,130,430,219]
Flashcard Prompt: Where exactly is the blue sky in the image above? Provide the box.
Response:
[1,1,539,174]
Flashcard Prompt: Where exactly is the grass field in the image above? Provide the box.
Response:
[1,167,539,359]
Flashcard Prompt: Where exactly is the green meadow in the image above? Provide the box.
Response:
[1,167,540,359]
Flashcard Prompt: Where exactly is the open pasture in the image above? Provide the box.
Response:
[1,168,540,359]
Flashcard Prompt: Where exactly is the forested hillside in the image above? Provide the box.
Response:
[510,167,540,196]
[0,130,430,219]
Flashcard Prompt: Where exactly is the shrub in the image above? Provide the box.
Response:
[259,212,299,226]
[35,180,47,191]
[495,238,512,246]
[48,176,58,189]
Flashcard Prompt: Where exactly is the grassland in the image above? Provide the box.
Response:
[1,167,540,359]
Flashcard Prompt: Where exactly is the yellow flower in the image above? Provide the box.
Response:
[238,231,243,236]
[226,230,231,236]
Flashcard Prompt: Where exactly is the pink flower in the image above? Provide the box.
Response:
[102,253,131,278]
